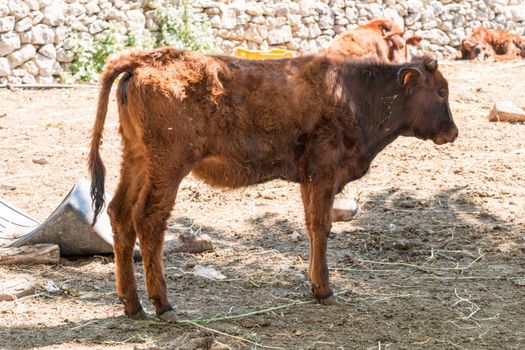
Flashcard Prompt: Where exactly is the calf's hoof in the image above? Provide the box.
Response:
[128,309,150,320]
[317,294,338,305]
[159,309,178,323]
[312,285,337,305]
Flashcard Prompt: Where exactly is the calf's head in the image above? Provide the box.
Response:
[397,58,458,145]
[461,39,495,60]
[385,34,422,63]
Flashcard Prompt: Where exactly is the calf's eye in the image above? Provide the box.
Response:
[438,89,446,98]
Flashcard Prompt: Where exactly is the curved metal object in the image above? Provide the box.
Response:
[1,179,115,256]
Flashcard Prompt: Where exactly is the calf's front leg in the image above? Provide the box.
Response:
[300,182,337,305]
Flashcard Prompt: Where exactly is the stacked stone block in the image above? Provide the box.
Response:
[0,0,524,84]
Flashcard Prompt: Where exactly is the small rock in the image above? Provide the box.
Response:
[0,16,15,32]
[290,230,301,242]
[32,157,48,165]
[0,275,36,301]
[25,0,39,11]
[88,19,107,34]
[85,1,101,15]
[43,2,65,26]
[507,5,525,22]
[21,74,36,84]
[34,53,55,76]
[0,3,7,17]
[221,8,236,29]
[246,2,263,16]
[273,2,289,17]
[514,279,525,287]
[162,331,213,350]
[21,60,39,76]
[7,76,22,84]
[307,22,321,39]
[384,8,404,30]
[30,24,55,45]
[11,68,25,77]
[0,32,21,56]
[7,44,36,68]
[0,184,17,191]
[278,267,306,285]
[78,292,98,300]
[163,234,213,255]
[0,58,10,76]
[126,9,145,32]
[228,1,246,15]
[489,101,525,123]
[56,48,74,63]
[429,29,451,45]
[32,11,44,25]
[193,265,226,280]
[8,0,30,19]
[332,197,360,222]
[15,17,32,32]
[67,2,86,16]
[43,279,60,293]
[54,26,68,44]
[37,75,55,84]
[216,22,243,39]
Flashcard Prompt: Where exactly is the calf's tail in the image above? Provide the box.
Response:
[89,56,139,225]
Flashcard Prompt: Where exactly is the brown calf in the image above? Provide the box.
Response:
[325,19,422,63]
[459,27,525,60]
[359,19,403,36]
[89,48,458,322]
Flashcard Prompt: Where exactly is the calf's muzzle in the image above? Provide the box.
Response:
[432,124,458,145]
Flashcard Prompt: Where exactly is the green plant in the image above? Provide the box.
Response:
[150,0,216,53]
[66,28,131,82]
[65,1,216,82]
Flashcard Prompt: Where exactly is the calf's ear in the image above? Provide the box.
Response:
[462,39,476,52]
[398,67,421,89]
[406,36,422,47]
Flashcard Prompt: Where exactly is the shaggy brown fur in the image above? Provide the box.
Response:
[89,47,458,321]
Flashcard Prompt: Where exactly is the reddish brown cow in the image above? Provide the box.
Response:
[359,19,403,36]
[89,48,458,322]
[459,27,525,60]
[325,20,422,63]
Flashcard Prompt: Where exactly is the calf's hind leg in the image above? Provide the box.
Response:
[108,159,145,318]
[133,164,191,322]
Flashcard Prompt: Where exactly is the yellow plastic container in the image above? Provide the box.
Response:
[235,48,294,60]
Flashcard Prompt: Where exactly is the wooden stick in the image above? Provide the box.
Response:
[0,274,37,301]
[0,83,96,89]
[0,244,60,265]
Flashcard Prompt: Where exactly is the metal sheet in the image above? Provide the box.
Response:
[1,179,115,256]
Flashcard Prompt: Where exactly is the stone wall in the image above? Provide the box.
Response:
[1,0,525,84]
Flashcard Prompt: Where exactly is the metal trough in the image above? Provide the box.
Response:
[0,179,115,256]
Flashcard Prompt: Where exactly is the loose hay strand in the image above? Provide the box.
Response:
[184,321,286,350]
[179,299,314,324]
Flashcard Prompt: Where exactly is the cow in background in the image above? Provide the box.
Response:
[458,27,525,60]
[324,19,422,63]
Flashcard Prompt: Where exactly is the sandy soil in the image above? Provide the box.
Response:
[0,60,524,350]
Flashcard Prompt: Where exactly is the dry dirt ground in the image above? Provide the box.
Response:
[0,60,524,350]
